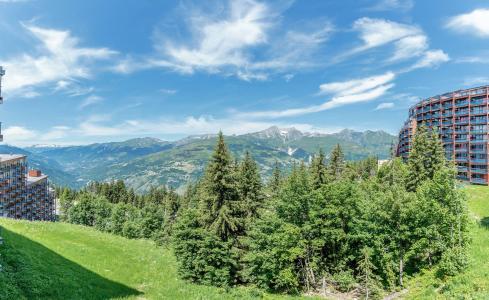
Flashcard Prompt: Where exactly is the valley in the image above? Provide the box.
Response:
[4,127,396,192]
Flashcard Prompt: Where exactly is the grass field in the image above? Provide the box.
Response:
[0,185,488,299]
[404,185,489,299]
[0,219,307,300]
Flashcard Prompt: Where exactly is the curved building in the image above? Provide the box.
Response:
[397,85,489,185]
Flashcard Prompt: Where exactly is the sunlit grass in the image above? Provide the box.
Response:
[0,219,309,300]
[404,185,489,299]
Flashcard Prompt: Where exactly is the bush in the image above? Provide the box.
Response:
[331,270,357,293]
[437,247,468,278]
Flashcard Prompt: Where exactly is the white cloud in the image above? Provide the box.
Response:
[404,49,450,72]
[54,80,95,97]
[79,95,103,109]
[368,0,414,11]
[447,9,489,37]
[3,126,36,142]
[463,77,489,87]
[240,72,396,118]
[351,18,422,53]
[389,34,428,62]
[1,24,117,94]
[339,17,447,69]
[113,0,333,80]
[375,102,395,110]
[160,89,177,95]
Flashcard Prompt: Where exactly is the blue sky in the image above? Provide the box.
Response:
[1,0,489,145]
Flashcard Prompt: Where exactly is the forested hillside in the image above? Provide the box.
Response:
[51,126,469,299]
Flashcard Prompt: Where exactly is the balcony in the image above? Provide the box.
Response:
[457,166,468,172]
[455,101,469,107]
[471,119,488,124]
[455,148,468,152]
[471,168,488,174]
[471,109,487,115]
[457,175,469,181]
[455,129,468,134]
[471,148,487,154]
[471,178,487,185]
[455,120,469,125]
[471,158,488,163]
[471,100,487,106]
[455,110,469,116]
[455,157,469,162]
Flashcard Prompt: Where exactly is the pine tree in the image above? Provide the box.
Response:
[310,148,328,188]
[200,132,242,241]
[358,247,377,300]
[237,151,264,220]
[267,160,283,197]
[328,144,345,180]
[406,125,445,191]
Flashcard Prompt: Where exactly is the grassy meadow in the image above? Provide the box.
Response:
[1,184,488,299]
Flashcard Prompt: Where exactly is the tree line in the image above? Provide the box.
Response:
[58,125,469,298]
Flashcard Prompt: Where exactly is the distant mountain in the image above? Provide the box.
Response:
[4,127,396,192]
[0,145,79,188]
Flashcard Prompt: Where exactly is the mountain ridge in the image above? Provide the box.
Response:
[5,127,396,192]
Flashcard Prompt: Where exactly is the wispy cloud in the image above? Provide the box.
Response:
[375,102,394,110]
[79,95,104,109]
[447,9,489,37]
[463,77,489,87]
[113,0,333,80]
[368,0,414,12]
[402,50,450,72]
[337,17,448,70]
[239,72,396,119]
[1,23,117,95]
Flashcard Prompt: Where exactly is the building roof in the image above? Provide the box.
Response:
[27,174,48,185]
[0,154,27,163]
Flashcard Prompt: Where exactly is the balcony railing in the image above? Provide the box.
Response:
[471,168,488,174]
[471,158,488,163]
[455,101,469,107]
[471,178,487,184]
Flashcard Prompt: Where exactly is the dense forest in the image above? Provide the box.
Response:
[58,125,469,299]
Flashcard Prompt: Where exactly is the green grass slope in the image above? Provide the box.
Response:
[404,185,489,299]
[0,219,308,300]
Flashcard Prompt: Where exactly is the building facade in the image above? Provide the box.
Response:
[397,85,489,185]
[0,66,55,220]
[0,156,55,221]
[0,66,4,141]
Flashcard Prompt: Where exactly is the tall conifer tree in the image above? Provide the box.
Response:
[238,151,264,220]
[328,144,345,180]
[310,148,328,188]
[201,132,241,241]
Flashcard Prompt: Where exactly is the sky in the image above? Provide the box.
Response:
[1,0,489,146]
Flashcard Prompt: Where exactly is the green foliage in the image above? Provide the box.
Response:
[328,144,345,180]
[406,125,446,191]
[436,246,468,278]
[56,130,469,298]
[60,179,182,244]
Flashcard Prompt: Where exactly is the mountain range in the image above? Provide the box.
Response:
[0,127,396,192]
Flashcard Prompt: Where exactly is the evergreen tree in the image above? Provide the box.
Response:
[237,151,264,220]
[406,125,445,191]
[328,144,345,180]
[267,160,283,197]
[310,148,328,188]
[358,247,376,300]
[200,132,242,241]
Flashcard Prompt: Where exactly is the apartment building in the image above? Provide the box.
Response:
[397,85,489,184]
[0,66,55,220]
